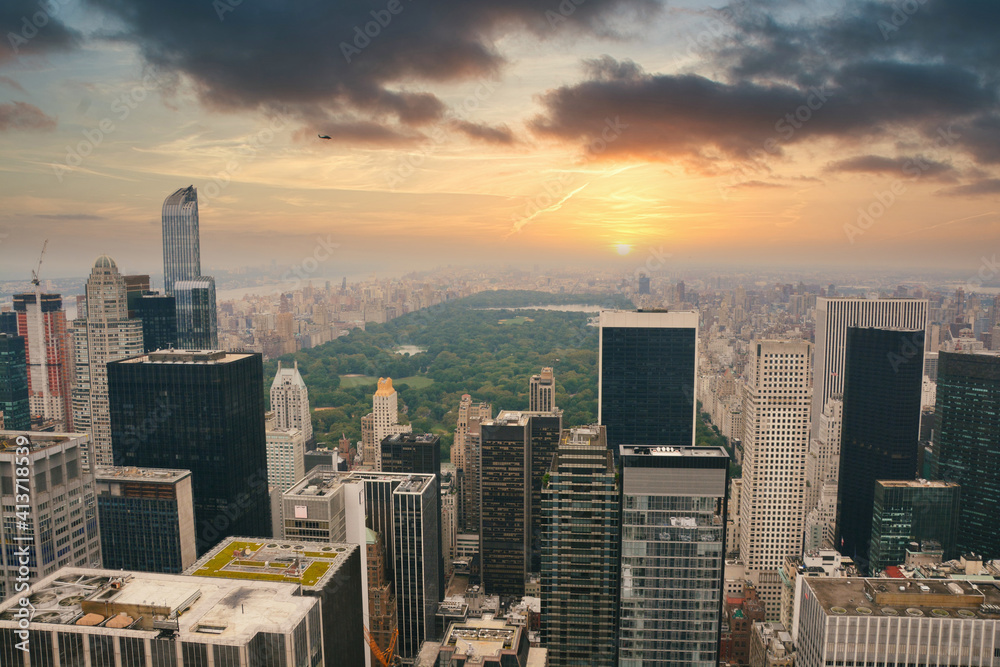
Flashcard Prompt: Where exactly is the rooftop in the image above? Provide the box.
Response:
[185,537,357,591]
[805,577,1000,619]
[0,431,88,454]
[94,466,191,483]
[620,444,728,458]
[877,478,960,489]
[0,567,315,641]
[119,350,251,364]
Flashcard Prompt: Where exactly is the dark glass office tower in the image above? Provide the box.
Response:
[381,432,443,600]
[836,327,923,572]
[935,351,1000,557]
[599,311,698,453]
[0,333,30,430]
[174,277,218,350]
[108,349,270,555]
[618,445,729,667]
[527,410,562,573]
[0,312,17,336]
[868,480,960,575]
[132,292,177,353]
[541,426,618,667]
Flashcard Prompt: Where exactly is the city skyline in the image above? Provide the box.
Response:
[2,1,1000,278]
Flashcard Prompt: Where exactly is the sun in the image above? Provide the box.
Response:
[615,243,633,256]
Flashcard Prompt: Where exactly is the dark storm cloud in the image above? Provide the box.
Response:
[826,155,956,181]
[0,0,81,63]
[450,120,516,145]
[82,0,658,143]
[532,0,1000,172]
[940,179,1000,198]
[0,101,56,131]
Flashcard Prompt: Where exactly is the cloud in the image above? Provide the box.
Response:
[730,180,788,189]
[450,120,516,144]
[826,154,956,181]
[34,214,105,221]
[0,76,25,92]
[0,0,81,62]
[82,0,658,144]
[940,179,1000,197]
[0,102,56,131]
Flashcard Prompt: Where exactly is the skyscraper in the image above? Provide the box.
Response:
[739,339,812,617]
[452,394,491,470]
[867,479,960,575]
[13,290,73,430]
[108,349,271,555]
[270,359,313,443]
[132,291,177,352]
[813,297,927,439]
[94,465,197,574]
[0,432,102,600]
[934,351,1000,558]
[174,276,218,350]
[836,327,923,572]
[541,425,618,667]
[372,377,411,469]
[0,334,30,431]
[527,409,562,572]
[618,445,729,667]
[77,255,144,466]
[161,185,200,296]
[529,367,556,413]
[599,310,698,452]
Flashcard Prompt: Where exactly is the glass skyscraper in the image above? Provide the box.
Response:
[132,292,178,352]
[836,327,923,572]
[867,479,960,575]
[161,185,201,296]
[934,351,1000,558]
[618,445,729,667]
[0,333,30,430]
[174,277,218,350]
[108,349,271,555]
[599,310,698,453]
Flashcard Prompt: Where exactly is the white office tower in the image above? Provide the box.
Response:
[739,339,813,619]
[813,297,927,439]
[372,377,410,470]
[803,398,843,551]
[270,360,314,443]
[266,426,306,491]
[76,256,143,467]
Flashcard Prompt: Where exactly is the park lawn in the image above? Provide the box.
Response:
[338,374,433,389]
[498,316,535,325]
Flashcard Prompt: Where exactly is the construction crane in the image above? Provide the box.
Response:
[31,239,48,286]
[364,626,398,667]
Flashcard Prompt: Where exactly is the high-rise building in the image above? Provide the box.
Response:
[174,276,218,350]
[13,290,73,430]
[527,410,561,572]
[0,311,16,336]
[76,256,144,466]
[132,291,177,352]
[161,185,201,296]
[867,479,961,575]
[123,274,150,314]
[599,310,698,452]
[265,426,306,491]
[0,432,101,600]
[452,394,491,470]
[638,273,650,295]
[372,377,411,470]
[366,528,398,667]
[187,537,366,667]
[108,349,271,555]
[618,445,729,667]
[836,328,923,572]
[0,566,325,667]
[795,577,1000,667]
[529,367,556,413]
[739,339,812,617]
[541,425,618,667]
[461,416,483,533]
[361,412,375,466]
[94,465,197,574]
[270,360,314,444]
[934,351,1000,558]
[813,297,927,439]
[0,334,30,431]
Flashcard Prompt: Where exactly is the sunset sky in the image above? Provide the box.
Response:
[1,0,999,280]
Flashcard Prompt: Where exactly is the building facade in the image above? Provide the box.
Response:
[13,290,73,430]
[618,445,729,667]
[270,360,313,443]
[868,479,961,575]
[95,466,197,574]
[0,334,29,431]
[837,327,924,571]
[372,377,411,470]
[174,277,218,350]
[161,185,201,296]
[529,367,556,413]
[108,349,271,555]
[132,292,177,353]
[599,310,699,452]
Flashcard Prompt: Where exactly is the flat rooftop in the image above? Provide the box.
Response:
[94,466,191,483]
[877,479,960,489]
[286,467,343,497]
[441,617,523,655]
[805,577,1000,620]
[600,309,699,328]
[0,431,87,453]
[620,445,728,458]
[185,537,357,591]
[0,568,316,641]
[119,350,252,364]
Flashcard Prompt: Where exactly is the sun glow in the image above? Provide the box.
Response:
[615,243,633,256]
